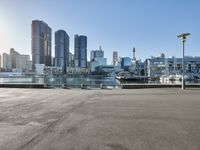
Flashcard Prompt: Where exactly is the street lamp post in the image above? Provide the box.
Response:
[177,33,191,90]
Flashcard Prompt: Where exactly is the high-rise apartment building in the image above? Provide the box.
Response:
[55,30,69,72]
[1,49,31,72]
[74,35,87,68]
[2,53,12,70]
[112,51,118,66]
[10,48,20,69]
[31,20,52,69]
[19,55,31,71]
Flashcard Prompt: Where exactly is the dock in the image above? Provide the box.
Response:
[121,83,200,89]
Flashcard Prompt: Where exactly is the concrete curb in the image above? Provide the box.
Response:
[121,84,200,89]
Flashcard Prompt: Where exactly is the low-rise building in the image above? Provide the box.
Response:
[66,67,90,75]
[145,55,200,77]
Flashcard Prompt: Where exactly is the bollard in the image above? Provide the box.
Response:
[81,83,85,89]
[100,83,103,89]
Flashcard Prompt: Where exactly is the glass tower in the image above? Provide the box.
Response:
[55,30,69,72]
[31,20,52,69]
[74,35,87,68]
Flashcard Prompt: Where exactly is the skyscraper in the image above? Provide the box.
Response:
[74,35,87,67]
[112,51,118,66]
[31,20,52,69]
[55,30,69,72]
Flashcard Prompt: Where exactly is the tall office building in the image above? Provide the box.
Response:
[55,30,69,72]
[31,20,52,69]
[74,35,87,67]
[90,46,104,61]
[112,51,118,66]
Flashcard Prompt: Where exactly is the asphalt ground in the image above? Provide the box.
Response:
[0,88,200,150]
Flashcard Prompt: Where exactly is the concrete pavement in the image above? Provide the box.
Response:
[0,88,200,150]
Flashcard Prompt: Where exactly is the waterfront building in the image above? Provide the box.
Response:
[95,65,115,75]
[32,20,52,69]
[35,64,45,75]
[44,66,63,75]
[66,67,90,74]
[55,30,69,72]
[112,51,118,66]
[74,35,87,67]
[145,55,200,77]
[129,60,146,76]
[90,58,107,72]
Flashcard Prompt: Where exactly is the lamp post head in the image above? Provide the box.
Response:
[177,33,191,40]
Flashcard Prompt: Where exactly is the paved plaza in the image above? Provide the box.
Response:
[0,88,200,150]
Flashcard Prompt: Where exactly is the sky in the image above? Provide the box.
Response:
[0,0,200,64]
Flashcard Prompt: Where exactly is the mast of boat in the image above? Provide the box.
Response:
[174,56,176,75]
[165,50,167,83]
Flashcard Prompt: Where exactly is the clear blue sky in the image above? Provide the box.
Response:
[0,0,200,63]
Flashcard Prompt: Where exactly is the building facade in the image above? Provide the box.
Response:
[112,51,118,66]
[32,20,52,69]
[18,55,31,72]
[1,49,31,72]
[10,48,20,69]
[90,47,107,72]
[121,57,132,71]
[55,30,69,72]
[146,56,200,77]
[2,53,12,70]
[90,46,104,61]
[74,35,87,67]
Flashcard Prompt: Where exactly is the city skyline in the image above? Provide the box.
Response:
[0,0,200,63]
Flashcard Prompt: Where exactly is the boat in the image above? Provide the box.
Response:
[116,71,148,82]
[160,74,182,82]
